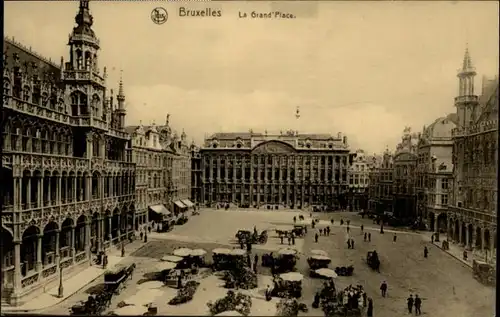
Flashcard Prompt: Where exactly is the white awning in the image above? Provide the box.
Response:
[174,200,187,208]
[181,199,194,207]
[149,204,171,216]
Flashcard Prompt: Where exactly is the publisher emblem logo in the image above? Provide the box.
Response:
[151,7,168,25]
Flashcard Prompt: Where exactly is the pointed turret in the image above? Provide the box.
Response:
[455,44,479,128]
[116,72,126,129]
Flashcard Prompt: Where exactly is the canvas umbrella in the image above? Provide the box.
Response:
[309,255,331,261]
[161,255,183,262]
[212,248,232,255]
[278,248,297,256]
[215,311,243,316]
[230,249,246,256]
[155,261,176,271]
[173,248,192,257]
[280,272,304,282]
[190,249,207,257]
[311,250,328,256]
[315,268,338,278]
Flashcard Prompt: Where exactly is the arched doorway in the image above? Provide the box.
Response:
[484,229,491,250]
[460,222,466,245]
[120,207,128,241]
[1,227,15,299]
[428,212,435,232]
[111,208,120,242]
[104,210,111,242]
[60,218,74,259]
[475,226,482,249]
[437,213,447,233]
[467,224,473,248]
[75,215,86,253]
[42,221,59,267]
[21,226,40,277]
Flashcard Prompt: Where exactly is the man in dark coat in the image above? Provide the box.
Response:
[424,246,428,258]
[414,294,422,315]
[407,294,414,313]
[380,281,387,297]
[364,232,367,242]
[393,234,397,242]
[315,233,319,243]
[368,232,371,242]
[367,298,373,317]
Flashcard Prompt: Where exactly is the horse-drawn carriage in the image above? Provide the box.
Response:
[235,229,268,244]
[104,263,135,294]
[366,251,380,272]
[292,225,306,237]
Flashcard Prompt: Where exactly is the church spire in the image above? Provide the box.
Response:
[461,44,475,73]
[75,0,94,29]
[117,70,125,100]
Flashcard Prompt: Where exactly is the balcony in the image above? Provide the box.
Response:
[4,97,71,125]
[7,152,90,171]
[454,95,478,104]
[70,116,108,130]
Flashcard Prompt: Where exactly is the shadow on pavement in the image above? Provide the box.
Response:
[137,272,162,285]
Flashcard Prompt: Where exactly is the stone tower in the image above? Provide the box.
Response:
[455,46,479,128]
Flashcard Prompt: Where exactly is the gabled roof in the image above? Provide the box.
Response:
[476,81,498,124]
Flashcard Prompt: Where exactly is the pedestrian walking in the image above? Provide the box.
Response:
[368,232,371,242]
[280,235,284,245]
[291,234,295,245]
[424,246,428,258]
[361,224,364,232]
[367,298,373,317]
[347,226,350,233]
[144,233,148,243]
[315,233,319,243]
[393,234,397,242]
[431,234,434,243]
[364,232,367,242]
[293,216,297,223]
[347,220,350,226]
[463,250,468,260]
[287,235,291,245]
[140,231,144,240]
[351,239,355,249]
[380,281,388,297]
[380,224,384,234]
[319,228,323,236]
[414,294,422,315]
[407,294,414,313]
[347,239,351,249]
[331,219,334,225]
[340,219,344,226]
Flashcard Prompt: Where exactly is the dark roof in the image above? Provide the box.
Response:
[3,37,61,81]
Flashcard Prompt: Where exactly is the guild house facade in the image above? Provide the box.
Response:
[1,1,136,305]
[448,48,498,260]
[199,130,352,209]
[126,116,194,228]
[347,149,369,212]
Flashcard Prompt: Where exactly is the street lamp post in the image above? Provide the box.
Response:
[58,264,64,298]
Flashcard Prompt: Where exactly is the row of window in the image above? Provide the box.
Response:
[204,155,348,166]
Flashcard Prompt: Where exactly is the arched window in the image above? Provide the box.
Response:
[70,91,88,116]
[32,84,41,105]
[13,76,21,99]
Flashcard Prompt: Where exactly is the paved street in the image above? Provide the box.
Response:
[40,209,494,316]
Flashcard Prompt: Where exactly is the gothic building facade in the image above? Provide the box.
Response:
[448,48,498,261]
[1,1,136,305]
[190,144,202,204]
[200,131,351,209]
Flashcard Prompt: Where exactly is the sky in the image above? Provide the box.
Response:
[4,1,499,154]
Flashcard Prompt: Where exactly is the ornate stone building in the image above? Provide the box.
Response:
[392,128,418,221]
[415,114,456,232]
[367,150,393,215]
[170,129,193,212]
[448,48,498,261]
[190,143,202,205]
[200,131,351,209]
[348,149,369,211]
[1,1,135,305]
[126,116,195,223]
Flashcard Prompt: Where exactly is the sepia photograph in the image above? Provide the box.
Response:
[1,1,498,316]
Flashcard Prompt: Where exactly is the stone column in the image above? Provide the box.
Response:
[14,177,20,210]
[55,230,60,269]
[36,234,43,273]
[13,241,21,292]
[458,221,463,245]
[85,221,91,260]
[26,178,31,209]
[71,226,76,260]
[39,177,44,208]
[73,176,77,201]
[108,217,112,241]
[47,176,51,206]
[86,175,92,201]
[57,175,62,205]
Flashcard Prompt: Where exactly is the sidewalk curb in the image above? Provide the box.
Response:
[2,241,148,313]
[428,241,472,269]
